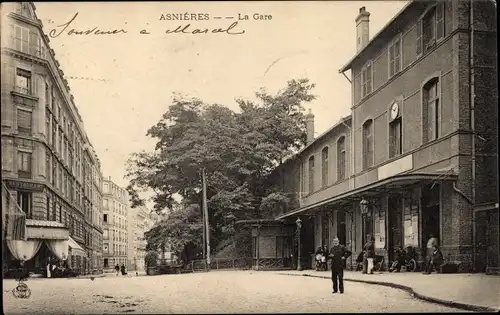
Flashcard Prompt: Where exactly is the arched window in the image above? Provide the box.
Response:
[308,155,315,193]
[362,119,374,170]
[423,78,440,142]
[321,147,329,188]
[337,136,346,181]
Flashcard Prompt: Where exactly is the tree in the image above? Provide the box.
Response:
[127,79,316,254]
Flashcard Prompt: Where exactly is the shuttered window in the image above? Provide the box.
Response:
[17,108,32,133]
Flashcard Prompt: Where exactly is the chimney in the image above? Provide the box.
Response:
[306,109,315,145]
[355,6,370,52]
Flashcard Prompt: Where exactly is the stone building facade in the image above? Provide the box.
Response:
[127,205,158,271]
[1,2,104,276]
[270,0,498,273]
[102,178,130,271]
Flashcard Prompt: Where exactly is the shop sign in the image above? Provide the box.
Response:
[5,180,44,192]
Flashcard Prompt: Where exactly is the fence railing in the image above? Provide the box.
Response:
[186,257,253,272]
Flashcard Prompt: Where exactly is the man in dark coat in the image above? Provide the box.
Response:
[328,237,352,294]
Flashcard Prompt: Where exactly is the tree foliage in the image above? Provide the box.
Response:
[127,79,316,254]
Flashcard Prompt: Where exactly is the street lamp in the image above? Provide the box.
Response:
[295,217,303,271]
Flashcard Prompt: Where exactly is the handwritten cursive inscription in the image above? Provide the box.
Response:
[49,13,128,38]
[48,13,246,38]
[165,22,245,35]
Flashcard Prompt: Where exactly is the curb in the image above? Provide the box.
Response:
[278,272,500,313]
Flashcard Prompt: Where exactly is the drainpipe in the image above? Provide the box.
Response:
[469,0,477,272]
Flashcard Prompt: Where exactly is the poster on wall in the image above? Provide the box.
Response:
[411,215,419,246]
[404,220,413,247]
[376,219,385,249]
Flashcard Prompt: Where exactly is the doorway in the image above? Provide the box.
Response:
[388,196,403,262]
[421,184,441,246]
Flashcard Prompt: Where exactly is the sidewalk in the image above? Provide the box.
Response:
[274,270,500,312]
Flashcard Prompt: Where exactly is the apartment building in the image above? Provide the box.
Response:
[127,205,159,271]
[1,2,104,276]
[102,177,130,271]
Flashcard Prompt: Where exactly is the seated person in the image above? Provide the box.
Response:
[390,247,406,272]
[430,245,444,272]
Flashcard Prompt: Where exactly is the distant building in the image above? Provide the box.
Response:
[102,178,129,271]
[1,2,104,276]
[127,206,159,271]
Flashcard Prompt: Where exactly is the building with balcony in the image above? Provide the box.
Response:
[1,2,104,276]
[262,0,498,273]
[102,177,130,271]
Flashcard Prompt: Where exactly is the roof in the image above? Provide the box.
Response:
[235,219,287,226]
[339,1,414,73]
[283,114,352,164]
[276,172,457,219]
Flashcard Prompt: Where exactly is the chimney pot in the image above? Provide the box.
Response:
[360,6,365,13]
[355,7,370,52]
[306,108,315,145]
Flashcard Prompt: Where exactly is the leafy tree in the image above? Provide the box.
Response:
[127,79,316,254]
[144,251,159,268]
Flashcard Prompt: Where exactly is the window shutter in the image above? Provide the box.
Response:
[436,2,444,40]
[29,31,38,56]
[21,28,29,53]
[427,100,436,141]
[416,20,422,55]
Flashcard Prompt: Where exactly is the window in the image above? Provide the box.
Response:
[388,39,401,78]
[308,155,315,193]
[321,147,329,188]
[18,151,32,178]
[417,3,445,55]
[46,112,51,144]
[14,25,29,54]
[337,136,346,181]
[389,116,403,158]
[17,109,32,133]
[17,191,32,218]
[104,258,109,268]
[15,68,31,95]
[423,78,440,142]
[46,152,51,182]
[362,120,374,170]
[361,62,372,98]
[46,195,51,221]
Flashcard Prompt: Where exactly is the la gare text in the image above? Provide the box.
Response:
[159,13,272,21]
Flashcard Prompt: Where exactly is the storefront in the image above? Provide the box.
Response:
[278,172,458,271]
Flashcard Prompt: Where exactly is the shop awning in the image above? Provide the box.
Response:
[25,219,69,240]
[68,236,86,257]
[276,172,458,219]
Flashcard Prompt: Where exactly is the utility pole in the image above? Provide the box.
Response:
[202,168,211,269]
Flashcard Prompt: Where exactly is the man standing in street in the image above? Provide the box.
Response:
[328,237,352,294]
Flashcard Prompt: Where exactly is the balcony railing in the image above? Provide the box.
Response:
[13,85,32,96]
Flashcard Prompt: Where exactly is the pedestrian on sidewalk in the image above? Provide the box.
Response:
[115,264,120,276]
[328,237,352,294]
[120,264,127,276]
[426,244,444,274]
[424,234,439,274]
[363,234,375,274]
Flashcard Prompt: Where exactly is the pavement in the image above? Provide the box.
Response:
[274,269,500,312]
[3,271,469,314]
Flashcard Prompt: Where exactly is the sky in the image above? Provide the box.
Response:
[33,1,407,195]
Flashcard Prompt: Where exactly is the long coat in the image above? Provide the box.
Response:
[329,245,352,270]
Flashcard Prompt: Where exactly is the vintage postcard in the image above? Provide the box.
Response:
[1,1,499,314]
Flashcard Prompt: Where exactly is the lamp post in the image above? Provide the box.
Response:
[296,217,303,271]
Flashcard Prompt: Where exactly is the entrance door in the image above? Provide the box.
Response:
[421,184,440,245]
[388,196,403,262]
[474,209,500,272]
[337,210,346,246]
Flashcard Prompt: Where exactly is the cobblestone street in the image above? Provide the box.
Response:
[3,271,468,314]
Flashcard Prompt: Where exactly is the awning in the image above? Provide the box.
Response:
[25,219,69,240]
[276,172,457,219]
[68,236,86,257]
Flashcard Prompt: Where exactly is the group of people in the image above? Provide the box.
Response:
[314,233,445,295]
[45,256,77,278]
[114,264,128,276]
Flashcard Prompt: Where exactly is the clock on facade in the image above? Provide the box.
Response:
[390,102,399,120]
